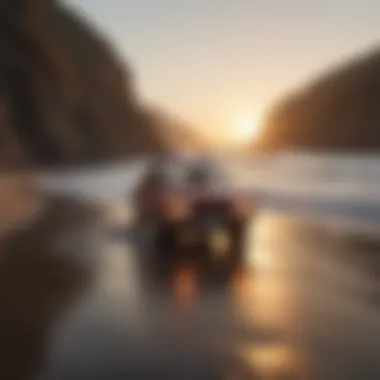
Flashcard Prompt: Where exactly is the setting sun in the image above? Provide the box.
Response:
[233,113,262,143]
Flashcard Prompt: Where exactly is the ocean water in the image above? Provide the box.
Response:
[36,153,380,225]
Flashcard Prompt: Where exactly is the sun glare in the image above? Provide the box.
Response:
[234,113,262,143]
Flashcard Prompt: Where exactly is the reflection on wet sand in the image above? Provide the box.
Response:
[172,263,199,319]
[238,342,298,379]
[47,211,304,380]
[0,196,97,380]
[232,215,296,334]
[2,198,380,379]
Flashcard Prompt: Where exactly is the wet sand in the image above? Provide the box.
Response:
[0,200,380,380]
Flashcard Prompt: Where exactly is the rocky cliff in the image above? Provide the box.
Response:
[256,46,380,152]
[0,0,171,169]
[146,107,211,151]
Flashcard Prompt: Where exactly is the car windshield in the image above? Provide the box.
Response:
[165,160,229,190]
[185,165,213,185]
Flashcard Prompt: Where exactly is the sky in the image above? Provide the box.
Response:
[66,0,380,142]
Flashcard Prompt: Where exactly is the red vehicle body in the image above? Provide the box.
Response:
[133,157,255,274]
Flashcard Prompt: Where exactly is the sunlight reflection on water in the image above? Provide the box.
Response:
[42,201,380,380]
